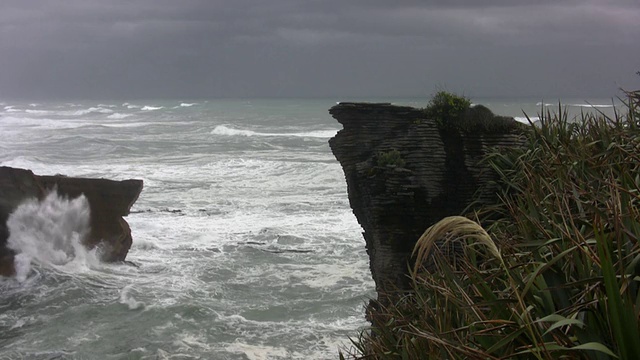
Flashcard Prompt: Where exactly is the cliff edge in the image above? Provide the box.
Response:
[329,102,526,303]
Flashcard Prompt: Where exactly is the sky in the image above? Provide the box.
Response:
[1,0,639,100]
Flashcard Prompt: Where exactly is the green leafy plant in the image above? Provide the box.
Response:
[377,149,406,168]
[423,91,472,126]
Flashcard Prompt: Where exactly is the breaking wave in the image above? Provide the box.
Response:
[68,107,114,115]
[6,191,98,282]
[107,113,132,119]
[535,101,614,109]
[568,103,614,108]
[211,125,337,138]
[21,107,115,116]
[0,116,90,130]
[141,106,163,111]
[514,116,539,124]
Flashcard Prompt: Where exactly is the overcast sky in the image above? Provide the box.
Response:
[1,0,638,100]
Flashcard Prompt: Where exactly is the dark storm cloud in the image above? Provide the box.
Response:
[1,0,638,99]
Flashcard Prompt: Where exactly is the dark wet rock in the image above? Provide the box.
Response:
[328,102,526,305]
[120,260,141,268]
[259,247,314,254]
[131,208,183,215]
[0,166,143,277]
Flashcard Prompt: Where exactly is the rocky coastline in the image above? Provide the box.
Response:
[0,166,143,277]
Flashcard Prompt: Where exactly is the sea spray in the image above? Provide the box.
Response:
[7,191,97,281]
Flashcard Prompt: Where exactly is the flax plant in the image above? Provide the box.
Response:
[340,90,640,359]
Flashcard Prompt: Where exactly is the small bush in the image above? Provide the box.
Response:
[376,149,406,168]
[423,91,472,126]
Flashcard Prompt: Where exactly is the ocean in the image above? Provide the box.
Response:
[0,97,622,359]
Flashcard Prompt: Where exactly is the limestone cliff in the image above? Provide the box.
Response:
[329,103,526,302]
[0,166,143,277]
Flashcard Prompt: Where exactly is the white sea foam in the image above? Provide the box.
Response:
[10,317,28,330]
[172,332,212,351]
[100,122,149,128]
[535,101,613,109]
[568,103,614,108]
[67,107,114,116]
[25,109,50,115]
[132,238,161,250]
[210,125,256,136]
[514,116,539,124]
[180,103,196,107]
[211,125,337,138]
[0,116,90,130]
[536,102,554,107]
[225,342,289,360]
[106,113,132,119]
[141,106,163,111]
[6,191,98,282]
[119,285,145,310]
[24,107,114,116]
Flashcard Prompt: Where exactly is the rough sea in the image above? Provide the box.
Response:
[0,97,621,359]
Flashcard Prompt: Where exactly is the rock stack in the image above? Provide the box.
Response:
[329,102,526,306]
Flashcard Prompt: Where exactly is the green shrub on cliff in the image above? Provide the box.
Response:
[423,91,471,126]
[340,90,640,359]
[423,91,521,132]
[376,149,406,168]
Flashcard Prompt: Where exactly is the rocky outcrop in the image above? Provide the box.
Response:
[329,103,526,303]
[0,166,143,277]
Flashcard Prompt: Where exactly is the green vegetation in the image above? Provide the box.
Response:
[423,91,472,125]
[341,89,640,359]
[423,91,523,132]
[376,149,406,168]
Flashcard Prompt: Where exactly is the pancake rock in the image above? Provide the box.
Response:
[329,103,526,305]
[0,166,143,277]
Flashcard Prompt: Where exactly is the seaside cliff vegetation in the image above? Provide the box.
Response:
[341,89,640,359]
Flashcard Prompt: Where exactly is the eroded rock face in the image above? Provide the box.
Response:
[0,166,143,277]
[328,103,526,303]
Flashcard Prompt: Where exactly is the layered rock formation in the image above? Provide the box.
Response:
[329,103,526,304]
[0,166,143,277]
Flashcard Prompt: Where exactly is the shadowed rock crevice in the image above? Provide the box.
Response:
[329,102,526,306]
[0,166,143,277]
